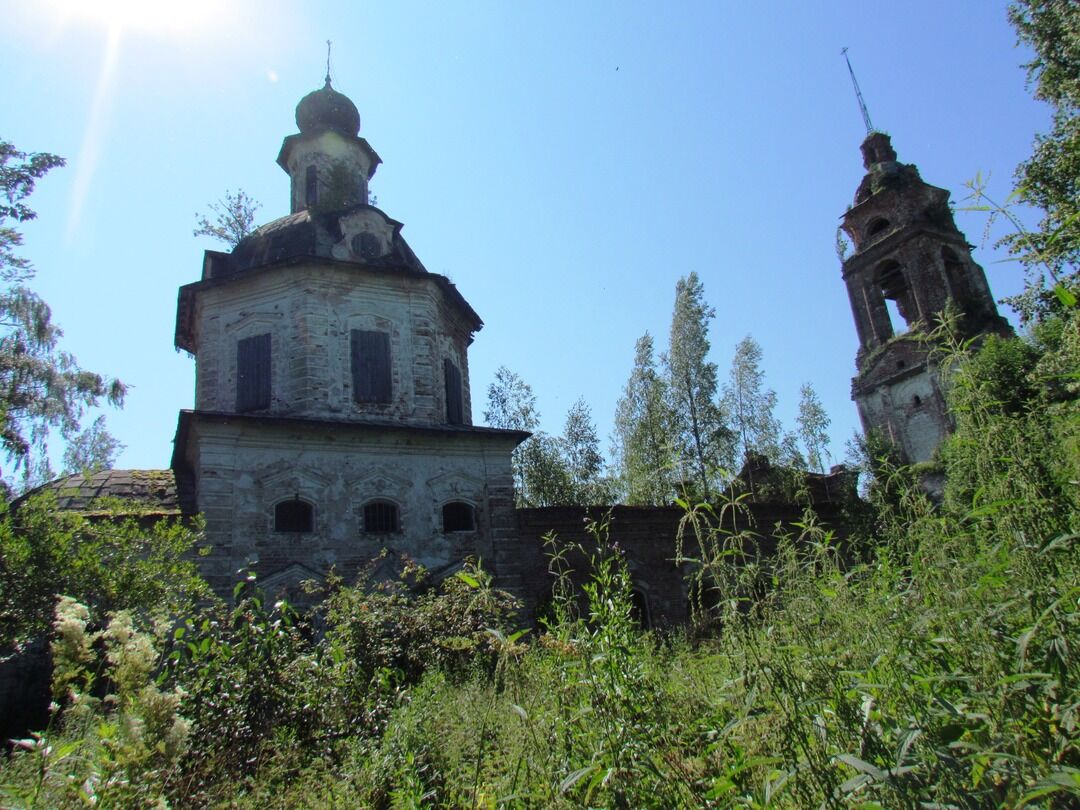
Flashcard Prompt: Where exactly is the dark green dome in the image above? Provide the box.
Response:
[295,78,360,137]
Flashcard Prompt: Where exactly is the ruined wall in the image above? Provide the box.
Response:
[514,501,854,628]
[191,264,473,426]
[179,415,516,597]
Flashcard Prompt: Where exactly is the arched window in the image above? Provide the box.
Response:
[877,259,912,334]
[363,500,400,533]
[275,498,313,533]
[630,589,651,629]
[442,501,476,532]
[866,217,889,238]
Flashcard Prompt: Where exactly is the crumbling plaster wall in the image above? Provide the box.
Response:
[186,418,517,597]
[191,264,473,425]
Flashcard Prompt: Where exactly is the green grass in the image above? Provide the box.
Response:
[2,312,1078,808]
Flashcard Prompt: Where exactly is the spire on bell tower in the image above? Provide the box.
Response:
[841,47,875,136]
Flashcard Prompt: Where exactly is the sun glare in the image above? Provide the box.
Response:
[48,0,216,35]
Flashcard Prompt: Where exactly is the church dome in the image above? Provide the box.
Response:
[295,78,361,137]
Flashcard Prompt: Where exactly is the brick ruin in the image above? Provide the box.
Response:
[16,82,1012,627]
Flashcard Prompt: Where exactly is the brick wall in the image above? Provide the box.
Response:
[514,501,853,628]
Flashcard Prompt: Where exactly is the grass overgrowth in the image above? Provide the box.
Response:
[1,311,1078,808]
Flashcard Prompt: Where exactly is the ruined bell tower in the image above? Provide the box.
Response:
[840,132,1011,463]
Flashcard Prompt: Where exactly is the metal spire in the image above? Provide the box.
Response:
[841,47,875,135]
[325,40,332,85]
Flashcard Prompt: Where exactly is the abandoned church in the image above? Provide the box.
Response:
[31,76,1010,626]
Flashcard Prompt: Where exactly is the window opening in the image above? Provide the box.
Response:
[275,498,313,533]
[236,333,271,412]
[867,218,889,237]
[878,260,911,335]
[442,501,475,532]
[305,165,318,207]
[351,232,381,259]
[444,359,463,424]
[913,395,922,407]
[363,500,399,533]
[351,330,392,404]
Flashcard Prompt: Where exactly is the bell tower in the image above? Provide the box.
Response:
[840,131,1011,464]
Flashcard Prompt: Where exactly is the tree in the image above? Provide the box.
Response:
[483,366,539,434]
[613,332,675,505]
[664,273,733,501]
[723,335,781,466]
[483,365,537,503]
[0,493,209,649]
[0,140,126,491]
[193,189,261,249]
[796,382,832,473]
[62,415,125,475]
[1003,1,1080,306]
[519,431,574,507]
[0,141,64,284]
[483,366,573,506]
[560,397,615,505]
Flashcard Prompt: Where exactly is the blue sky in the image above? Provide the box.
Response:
[2,1,1049,473]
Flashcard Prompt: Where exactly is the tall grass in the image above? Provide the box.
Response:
[2,312,1078,808]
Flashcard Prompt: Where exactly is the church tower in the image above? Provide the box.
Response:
[840,132,1011,464]
[171,76,528,598]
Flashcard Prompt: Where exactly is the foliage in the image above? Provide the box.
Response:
[484,366,610,506]
[612,331,676,505]
[0,493,209,649]
[2,600,190,808]
[1006,0,1080,276]
[0,140,65,284]
[193,188,261,248]
[61,415,124,475]
[796,381,832,472]
[723,334,782,466]
[483,365,541,504]
[4,307,1079,806]
[0,140,126,490]
[559,397,616,505]
[665,272,734,501]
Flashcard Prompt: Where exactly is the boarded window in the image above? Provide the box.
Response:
[363,500,399,533]
[236,333,271,412]
[275,499,313,533]
[351,330,392,404]
[444,358,463,424]
[305,165,318,207]
[442,501,475,532]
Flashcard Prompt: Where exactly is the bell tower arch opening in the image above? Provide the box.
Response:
[877,259,912,335]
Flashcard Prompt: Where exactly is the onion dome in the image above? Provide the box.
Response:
[295,77,361,137]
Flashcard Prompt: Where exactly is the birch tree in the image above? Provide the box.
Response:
[796,382,832,473]
[723,335,781,465]
[664,273,733,500]
[613,332,675,504]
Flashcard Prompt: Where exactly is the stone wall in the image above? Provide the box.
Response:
[191,264,473,426]
[513,500,854,628]
[175,412,519,598]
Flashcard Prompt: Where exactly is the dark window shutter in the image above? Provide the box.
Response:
[444,359,463,424]
[352,330,391,404]
[305,165,318,207]
[237,333,271,412]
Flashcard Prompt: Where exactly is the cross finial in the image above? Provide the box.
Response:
[325,40,332,85]
[841,47,875,135]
